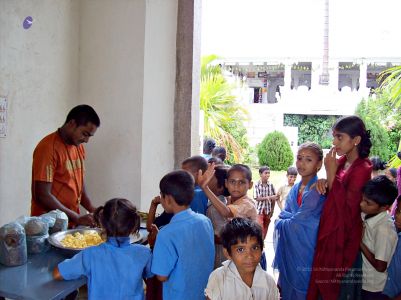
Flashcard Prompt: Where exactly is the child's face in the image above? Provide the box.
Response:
[224,236,262,277]
[287,174,297,185]
[208,175,224,196]
[395,202,401,231]
[332,129,360,157]
[225,170,252,200]
[260,170,270,182]
[296,148,322,179]
[360,195,387,215]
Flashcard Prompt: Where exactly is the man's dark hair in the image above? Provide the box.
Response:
[287,167,298,176]
[212,146,227,161]
[159,170,194,206]
[65,104,100,127]
[182,155,208,174]
[228,164,252,182]
[220,218,263,255]
[370,156,386,171]
[363,175,398,206]
[208,157,224,166]
[203,138,216,155]
[258,166,270,174]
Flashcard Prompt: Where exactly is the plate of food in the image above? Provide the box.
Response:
[48,228,143,257]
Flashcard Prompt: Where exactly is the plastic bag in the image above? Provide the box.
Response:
[0,222,27,266]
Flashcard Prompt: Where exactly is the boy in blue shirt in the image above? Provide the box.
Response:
[151,170,215,300]
[182,155,209,215]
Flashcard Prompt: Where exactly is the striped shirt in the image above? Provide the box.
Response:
[253,180,276,214]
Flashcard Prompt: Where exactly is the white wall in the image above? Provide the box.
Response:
[0,0,179,225]
[78,0,147,209]
[141,0,177,208]
[0,0,80,225]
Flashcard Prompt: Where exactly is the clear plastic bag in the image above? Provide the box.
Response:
[0,222,27,266]
[42,210,68,234]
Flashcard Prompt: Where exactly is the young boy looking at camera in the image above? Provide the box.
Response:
[360,175,398,299]
[204,218,279,300]
[254,166,277,239]
[151,170,215,300]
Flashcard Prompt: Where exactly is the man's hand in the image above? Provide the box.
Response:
[77,214,96,227]
[151,196,161,206]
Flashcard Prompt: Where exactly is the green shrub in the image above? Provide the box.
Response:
[257,131,293,171]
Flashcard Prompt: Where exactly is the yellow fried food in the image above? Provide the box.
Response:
[60,231,104,249]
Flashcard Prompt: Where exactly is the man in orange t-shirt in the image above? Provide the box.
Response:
[31,105,100,227]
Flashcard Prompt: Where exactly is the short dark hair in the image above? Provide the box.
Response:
[212,146,227,161]
[159,170,194,206]
[203,138,216,154]
[181,156,208,174]
[65,104,100,127]
[258,166,270,174]
[214,165,230,196]
[287,166,298,176]
[362,175,398,206]
[370,156,386,171]
[220,218,263,255]
[388,168,397,179]
[228,164,252,182]
[208,157,224,166]
[94,198,140,240]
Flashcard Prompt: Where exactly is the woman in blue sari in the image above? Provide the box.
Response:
[273,142,326,300]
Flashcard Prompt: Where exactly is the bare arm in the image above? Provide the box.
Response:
[156,275,168,282]
[360,241,388,272]
[80,185,96,213]
[34,181,94,226]
[53,266,64,280]
[198,164,233,218]
[146,196,160,232]
[324,147,339,190]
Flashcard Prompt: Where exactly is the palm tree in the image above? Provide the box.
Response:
[200,55,248,162]
[378,65,401,167]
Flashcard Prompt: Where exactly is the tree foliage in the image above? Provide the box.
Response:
[356,99,391,161]
[257,131,293,171]
[200,55,249,162]
[284,114,340,148]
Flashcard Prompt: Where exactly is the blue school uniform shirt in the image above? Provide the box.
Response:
[151,208,215,300]
[383,232,401,298]
[58,237,152,300]
[190,185,208,215]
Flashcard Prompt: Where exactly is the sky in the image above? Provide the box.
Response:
[201,0,401,59]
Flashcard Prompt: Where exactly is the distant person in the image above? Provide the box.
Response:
[385,167,397,184]
[208,157,224,166]
[202,138,216,160]
[276,166,298,211]
[212,146,227,162]
[370,156,386,178]
[205,218,279,300]
[54,198,153,299]
[151,170,214,300]
[31,104,100,227]
[254,166,277,240]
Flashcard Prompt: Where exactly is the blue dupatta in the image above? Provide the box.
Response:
[272,176,326,300]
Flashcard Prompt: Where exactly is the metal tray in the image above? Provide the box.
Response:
[48,228,143,257]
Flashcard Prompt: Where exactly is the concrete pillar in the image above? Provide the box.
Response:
[174,0,201,169]
[284,62,292,91]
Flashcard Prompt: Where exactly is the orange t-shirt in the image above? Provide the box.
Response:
[31,131,86,217]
